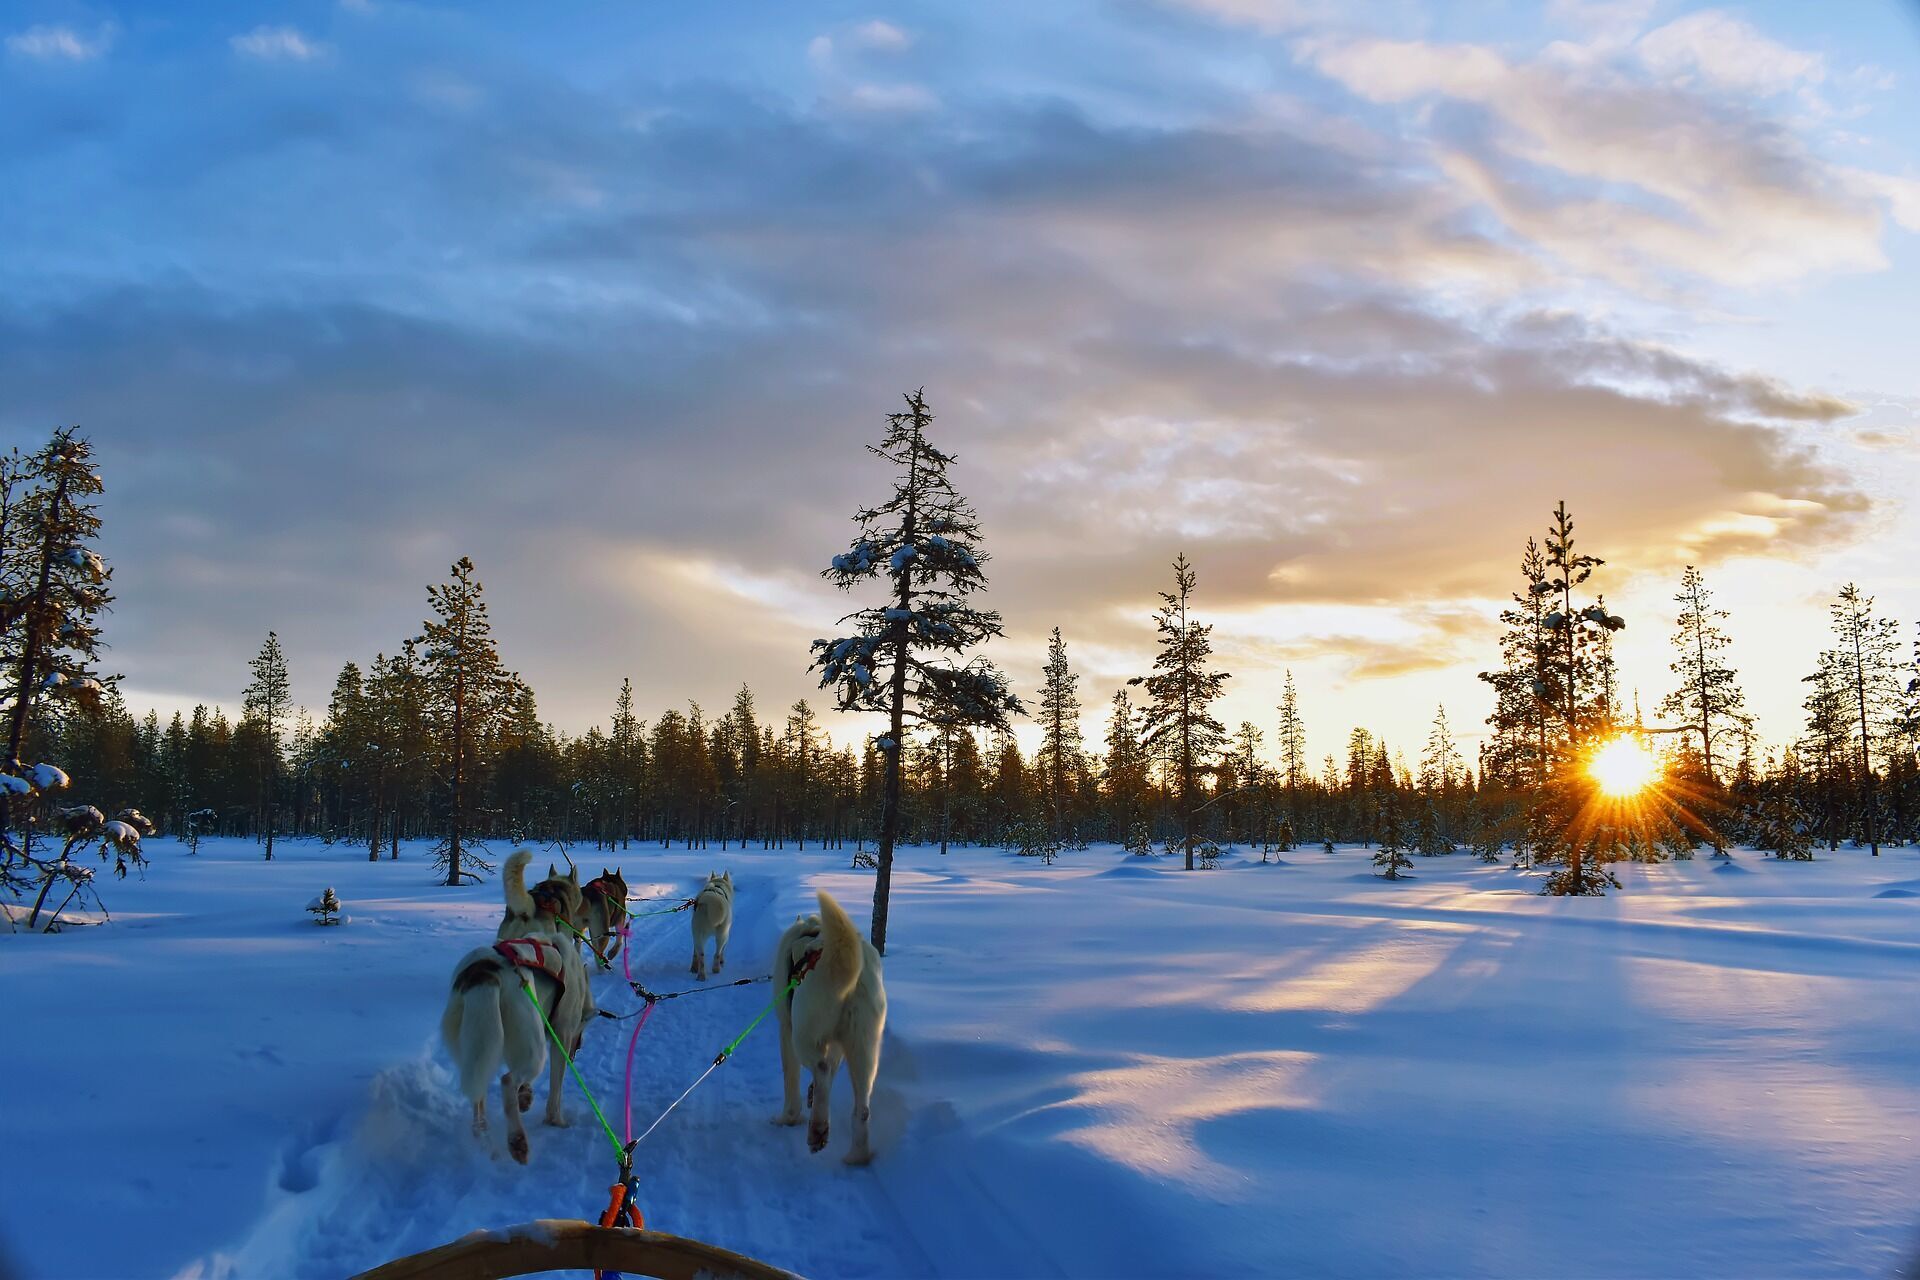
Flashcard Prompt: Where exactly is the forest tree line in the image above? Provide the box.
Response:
[6,411,1920,914]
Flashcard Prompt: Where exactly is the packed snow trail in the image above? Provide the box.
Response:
[197,867,938,1279]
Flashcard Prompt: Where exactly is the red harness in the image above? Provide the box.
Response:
[584,877,628,924]
[494,936,567,996]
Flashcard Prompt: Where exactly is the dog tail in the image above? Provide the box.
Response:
[442,963,506,1104]
[815,889,864,1002]
[503,849,535,920]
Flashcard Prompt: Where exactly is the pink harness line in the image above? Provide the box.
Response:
[618,919,653,1143]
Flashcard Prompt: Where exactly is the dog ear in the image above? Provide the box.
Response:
[549,864,558,880]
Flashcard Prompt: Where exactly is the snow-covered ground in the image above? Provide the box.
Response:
[3,837,1918,1278]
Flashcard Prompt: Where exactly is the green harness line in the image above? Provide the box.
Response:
[627,955,818,1151]
[625,898,695,918]
[517,979,626,1162]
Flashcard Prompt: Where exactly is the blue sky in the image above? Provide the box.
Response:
[4,0,1917,765]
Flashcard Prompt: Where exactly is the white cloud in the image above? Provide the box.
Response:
[1297,32,1907,290]
[807,34,834,68]
[6,23,113,61]
[1547,0,1658,44]
[851,20,911,53]
[230,26,330,62]
[1634,9,1824,97]
[842,82,938,114]
[1155,0,1323,35]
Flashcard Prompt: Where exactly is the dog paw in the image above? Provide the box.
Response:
[773,1111,801,1127]
[544,1112,570,1129]
[808,1123,829,1154]
[509,1134,529,1165]
[517,1083,533,1113]
[842,1147,873,1167]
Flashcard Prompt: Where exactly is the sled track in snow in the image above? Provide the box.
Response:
[197,870,933,1279]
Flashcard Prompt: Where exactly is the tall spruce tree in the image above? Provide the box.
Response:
[1824,583,1903,855]
[1103,689,1149,843]
[241,631,291,860]
[1035,627,1084,841]
[420,557,523,885]
[813,390,1020,953]
[1129,554,1230,870]
[1478,538,1554,790]
[1659,565,1748,781]
[1,430,112,835]
[1276,669,1307,819]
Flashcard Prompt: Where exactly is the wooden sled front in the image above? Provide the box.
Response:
[352,1219,804,1280]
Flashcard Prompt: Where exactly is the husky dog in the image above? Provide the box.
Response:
[581,868,630,969]
[773,890,887,1164]
[442,850,594,1163]
[499,860,586,943]
[690,870,733,980]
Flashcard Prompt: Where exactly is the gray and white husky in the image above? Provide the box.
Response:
[690,869,733,980]
[441,850,594,1163]
[773,890,887,1164]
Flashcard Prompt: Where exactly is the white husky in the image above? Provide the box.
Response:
[440,850,593,1163]
[773,890,887,1164]
[690,870,733,980]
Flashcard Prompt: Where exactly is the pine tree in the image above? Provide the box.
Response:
[241,631,291,860]
[813,390,1020,953]
[1,430,112,836]
[1129,554,1230,871]
[1275,669,1307,825]
[1659,566,1749,782]
[420,557,523,885]
[1035,627,1084,841]
[1799,652,1851,851]
[1478,538,1554,790]
[1102,689,1148,842]
[1418,704,1464,793]
[1824,584,1904,855]
[610,678,644,848]
[785,699,825,849]
[1374,797,1411,879]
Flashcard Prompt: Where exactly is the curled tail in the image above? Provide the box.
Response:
[815,889,864,1001]
[503,849,535,920]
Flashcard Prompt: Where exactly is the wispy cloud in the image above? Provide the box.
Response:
[6,23,113,61]
[1634,9,1825,97]
[230,26,330,62]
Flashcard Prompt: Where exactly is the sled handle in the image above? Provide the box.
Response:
[351,1219,803,1280]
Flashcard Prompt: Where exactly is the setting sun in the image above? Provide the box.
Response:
[1589,736,1660,798]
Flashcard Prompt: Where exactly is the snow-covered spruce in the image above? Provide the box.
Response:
[811,390,1021,952]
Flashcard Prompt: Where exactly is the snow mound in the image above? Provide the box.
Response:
[1094,860,1168,878]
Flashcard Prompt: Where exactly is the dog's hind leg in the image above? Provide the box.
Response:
[806,1045,843,1155]
[774,1021,803,1126]
[502,1073,530,1164]
[471,1099,488,1139]
[543,1027,571,1128]
[715,922,729,974]
[842,1036,879,1166]
[517,1082,532,1113]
